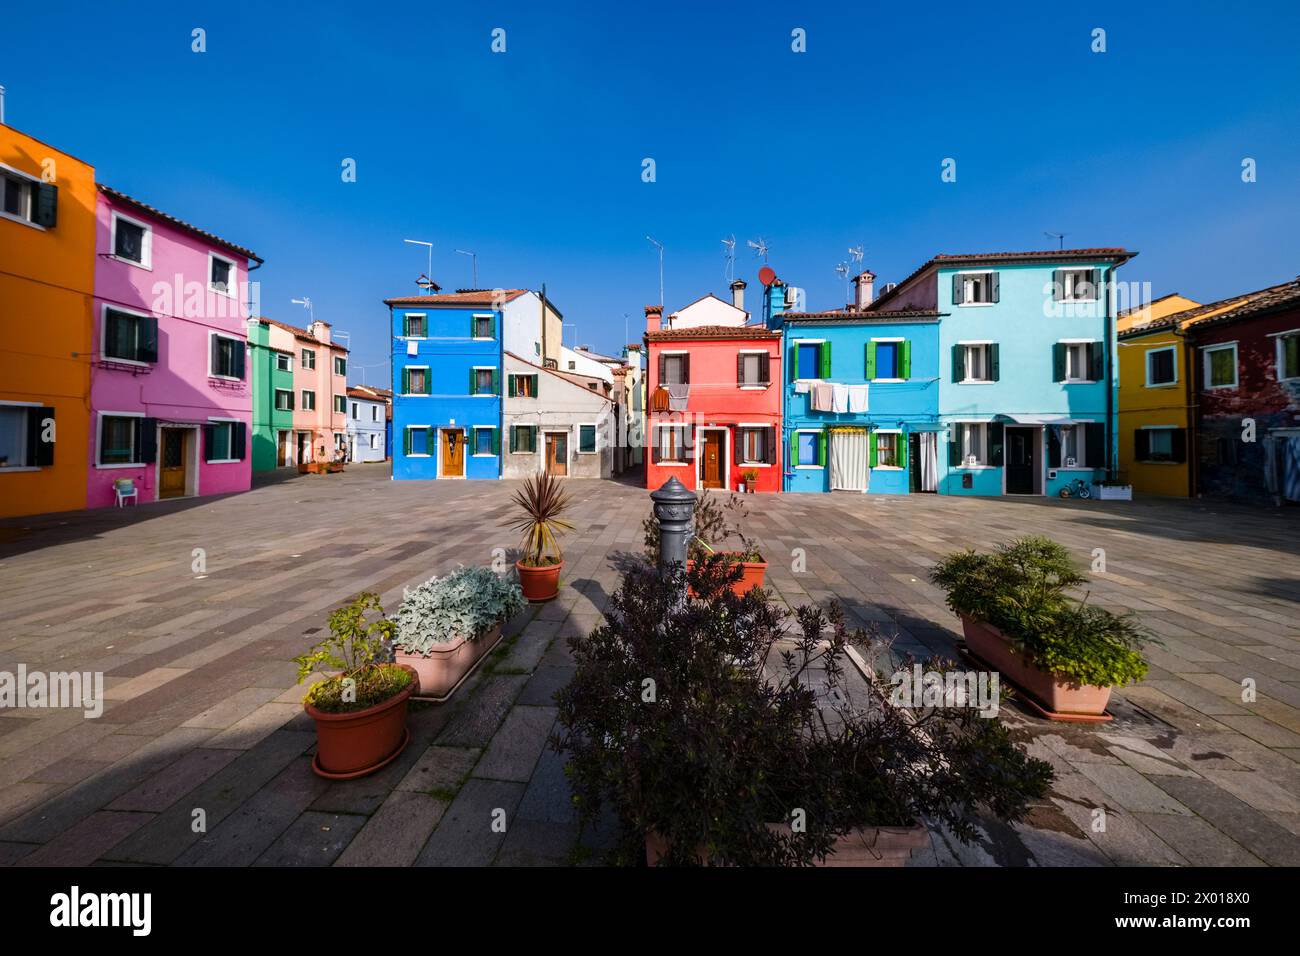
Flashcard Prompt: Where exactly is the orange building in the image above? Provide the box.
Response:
[1,123,97,517]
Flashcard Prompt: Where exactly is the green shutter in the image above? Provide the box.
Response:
[869,432,878,468]
[507,375,517,397]
[989,343,1000,382]
[819,342,832,379]
[402,368,410,394]
[900,340,912,379]
[403,427,412,456]
[530,375,539,396]
[34,183,58,227]
[817,431,827,466]
[427,427,436,452]
[790,430,798,466]
[493,369,501,395]
[865,341,877,379]
[788,345,797,382]
[952,343,965,382]
[1052,343,1066,382]
[949,424,963,467]
[469,368,476,394]
[492,427,500,455]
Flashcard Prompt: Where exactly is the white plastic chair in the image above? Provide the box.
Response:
[114,478,138,507]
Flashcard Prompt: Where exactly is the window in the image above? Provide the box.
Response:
[301,349,316,370]
[334,355,347,376]
[509,374,539,398]
[99,415,140,466]
[473,427,496,456]
[956,343,997,383]
[111,213,151,267]
[1136,427,1186,464]
[0,405,55,469]
[204,421,241,462]
[738,427,770,465]
[1146,346,1177,386]
[275,352,292,372]
[210,334,244,379]
[2,167,54,227]
[1278,333,1300,381]
[301,390,316,411]
[578,424,597,454]
[404,314,426,337]
[795,430,823,467]
[209,253,235,295]
[956,423,987,465]
[795,342,824,380]
[369,433,379,449]
[103,308,156,363]
[274,389,293,411]
[868,339,909,380]
[953,271,998,305]
[471,368,497,395]
[1054,268,1099,302]
[371,405,379,421]
[738,351,769,387]
[656,425,689,462]
[568,360,576,370]
[1058,425,1084,467]
[407,427,430,456]
[661,353,688,385]
[511,425,537,453]
[404,367,429,395]
[334,396,346,414]
[1063,343,1096,382]
[1204,343,1237,389]
[351,402,359,419]
[473,315,494,339]
[873,431,901,468]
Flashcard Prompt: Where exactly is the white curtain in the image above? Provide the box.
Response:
[830,429,869,491]
[919,433,938,492]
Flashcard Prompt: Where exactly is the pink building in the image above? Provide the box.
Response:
[87,185,261,507]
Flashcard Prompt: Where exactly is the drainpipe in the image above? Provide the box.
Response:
[1176,320,1198,497]
[1103,263,1118,481]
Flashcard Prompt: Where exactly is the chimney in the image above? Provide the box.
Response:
[730,279,747,311]
[853,270,876,310]
[309,320,331,343]
[644,304,663,333]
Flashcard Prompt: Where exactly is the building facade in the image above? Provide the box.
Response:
[346,385,390,464]
[253,318,348,467]
[387,289,516,480]
[248,318,295,471]
[1,122,96,517]
[502,352,614,479]
[643,291,783,493]
[87,186,260,508]
[870,249,1134,498]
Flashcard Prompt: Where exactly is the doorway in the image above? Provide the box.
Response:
[277,430,291,467]
[908,433,938,493]
[699,429,724,489]
[159,428,190,499]
[440,428,465,478]
[297,431,310,464]
[1006,426,1039,495]
[829,428,869,491]
[544,431,568,477]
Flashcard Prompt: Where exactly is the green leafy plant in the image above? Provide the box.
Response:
[394,566,525,655]
[552,557,1053,866]
[930,535,1153,688]
[641,490,763,563]
[293,592,413,713]
[511,471,574,567]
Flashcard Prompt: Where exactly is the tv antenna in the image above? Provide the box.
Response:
[403,239,434,289]
[849,245,864,269]
[1045,231,1067,251]
[290,297,314,323]
[645,236,664,306]
[721,235,736,283]
[454,249,478,288]
[835,262,851,302]
[747,237,770,263]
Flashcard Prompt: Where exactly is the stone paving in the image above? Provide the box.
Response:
[1,466,1298,866]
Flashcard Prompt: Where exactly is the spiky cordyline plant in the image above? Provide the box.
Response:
[511,471,574,567]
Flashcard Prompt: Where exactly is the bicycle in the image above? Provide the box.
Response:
[1058,477,1092,499]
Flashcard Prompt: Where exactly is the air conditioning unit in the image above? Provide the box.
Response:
[883,282,898,293]
[785,286,806,311]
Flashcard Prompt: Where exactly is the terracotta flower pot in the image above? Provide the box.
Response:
[961,615,1112,717]
[396,623,503,702]
[645,821,928,867]
[305,664,417,779]
[517,559,563,602]
[686,554,768,598]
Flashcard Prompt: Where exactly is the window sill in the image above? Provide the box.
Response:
[739,462,771,468]
[406,454,432,458]
[872,465,904,471]
[958,380,995,385]
[471,453,496,458]
[957,302,995,308]
[795,464,825,470]
[0,466,41,473]
[953,464,996,470]
[109,255,152,271]
[209,374,244,383]
[658,461,688,467]
[1062,379,1098,384]
[1144,382,1179,389]
[871,378,905,384]
[208,286,236,299]
[96,462,144,470]
[1204,384,1238,391]
[0,210,45,230]
[1136,460,1181,466]
[205,458,240,465]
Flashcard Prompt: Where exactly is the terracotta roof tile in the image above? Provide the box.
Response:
[645,325,782,341]
[255,317,349,352]
[383,290,529,307]
[97,184,262,263]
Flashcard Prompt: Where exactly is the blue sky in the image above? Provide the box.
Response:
[4,1,1298,379]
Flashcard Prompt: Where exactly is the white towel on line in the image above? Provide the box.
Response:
[848,383,869,413]
[831,383,850,413]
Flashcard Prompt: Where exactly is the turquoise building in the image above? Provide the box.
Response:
[869,249,1134,497]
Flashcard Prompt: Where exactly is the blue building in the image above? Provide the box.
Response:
[386,288,525,480]
[869,249,1135,497]
[769,272,942,494]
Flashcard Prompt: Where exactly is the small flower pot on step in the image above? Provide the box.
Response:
[305,664,417,779]
[517,560,563,602]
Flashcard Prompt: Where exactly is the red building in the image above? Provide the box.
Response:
[1191,278,1300,504]
[644,285,783,492]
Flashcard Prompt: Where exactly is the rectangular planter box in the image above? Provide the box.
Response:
[395,623,503,703]
[646,821,928,867]
[961,615,1112,717]
[1095,484,1132,500]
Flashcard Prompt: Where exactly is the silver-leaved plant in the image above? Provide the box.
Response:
[394,565,525,655]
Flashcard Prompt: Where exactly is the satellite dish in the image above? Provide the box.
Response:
[758,266,777,286]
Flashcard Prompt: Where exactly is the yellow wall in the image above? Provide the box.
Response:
[1117,328,1193,497]
[0,124,96,517]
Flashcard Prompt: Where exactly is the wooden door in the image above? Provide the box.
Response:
[159,428,187,499]
[701,430,723,489]
[545,432,568,477]
[1006,428,1035,495]
[276,431,290,467]
[441,429,465,477]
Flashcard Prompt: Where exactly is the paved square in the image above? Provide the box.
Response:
[1,467,1298,866]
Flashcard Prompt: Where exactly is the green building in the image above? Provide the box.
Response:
[248,318,296,471]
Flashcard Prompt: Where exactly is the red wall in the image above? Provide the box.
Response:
[645,334,783,492]
[1196,307,1300,420]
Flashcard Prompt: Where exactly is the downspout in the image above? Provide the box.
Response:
[1103,262,1118,481]
[1173,319,1197,497]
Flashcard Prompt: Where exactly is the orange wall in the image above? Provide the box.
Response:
[0,124,96,517]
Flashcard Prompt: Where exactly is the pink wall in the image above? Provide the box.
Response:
[88,190,254,507]
[266,322,348,462]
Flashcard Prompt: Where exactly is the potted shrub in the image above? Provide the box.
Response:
[393,566,525,701]
[293,592,417,779]
[930,536,1153,718]
[553,562,1053,866]
[741,469,759,493]
[644,491,767,596]
[511,471,573,602]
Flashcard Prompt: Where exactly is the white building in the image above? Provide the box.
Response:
[500,290,564,368]
[502,352,614,479]
[346,385,389,463]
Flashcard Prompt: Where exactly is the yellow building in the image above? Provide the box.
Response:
[1117,291,1261,496]
[1,123,97,517]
